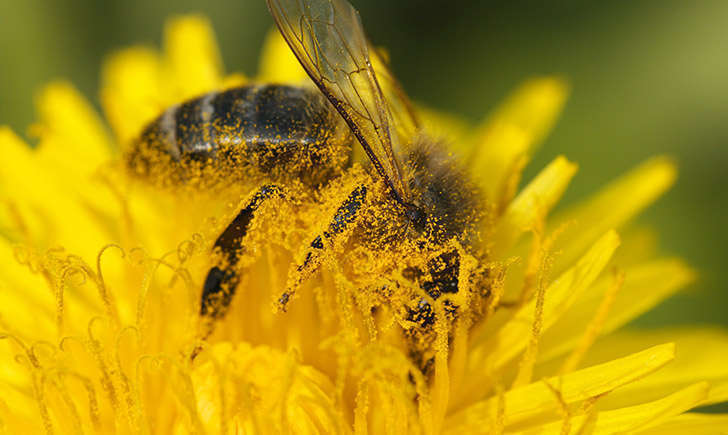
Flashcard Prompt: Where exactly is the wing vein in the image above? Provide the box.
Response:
[266,0,421,205]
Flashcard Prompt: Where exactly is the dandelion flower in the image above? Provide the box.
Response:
[1,12,727,435]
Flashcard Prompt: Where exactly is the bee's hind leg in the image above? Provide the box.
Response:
[277,184,368,312]
[195,184,286,350]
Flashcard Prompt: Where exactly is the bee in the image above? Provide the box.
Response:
[126,0,489,372]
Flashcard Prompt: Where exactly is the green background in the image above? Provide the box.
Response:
[1,0,726,329]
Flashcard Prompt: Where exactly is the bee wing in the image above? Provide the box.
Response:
[369,46,422,143]
[266,0,410,203]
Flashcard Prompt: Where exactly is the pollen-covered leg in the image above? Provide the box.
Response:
[402,246,483,378]
[199,184,285,325]
[277,185,368,311]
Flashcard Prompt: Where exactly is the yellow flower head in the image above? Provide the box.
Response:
[1,6,727,435]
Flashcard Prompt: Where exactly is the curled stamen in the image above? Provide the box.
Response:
[29,341,58,366]
[177,233,203,264]
[61,264,88,286]
[167,264,194,292]
[96,244,125,324]
[0,333,28,350]
[59,335,86,353]
[116,326,141,352]
[14,353,32,368]
[12,245,31,267]
[86,316,109,342]
[0,333,36,369]
[128,247,149,266]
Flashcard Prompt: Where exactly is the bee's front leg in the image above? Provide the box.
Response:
[277,184,368,311]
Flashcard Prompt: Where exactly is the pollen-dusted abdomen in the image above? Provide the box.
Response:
[127,84,352,188]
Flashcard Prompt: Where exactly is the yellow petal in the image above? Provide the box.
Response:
[460,231,620,407]
[221,72,249,90]
[257,28,308,84]
[639,413,728,435]
[0,241,57,340]
[417,106,471,149]
[0,128,54,206]
[33,81,112,163]
[609,226,659,266]
[32,82,119,218]
[478,77,569,151]
[0,128,108,260]
[163,15,224,100]
[708,381,728,405]
[101,47,166,145]
[188,343,344,434]
[445,343,675,432]
[493,156,578,255]
[550,156,677,275]
[467,77,569,207]
[538,258,695,363]
[517,382,709,434]
[0,378,37,428]
[547,327,728,410]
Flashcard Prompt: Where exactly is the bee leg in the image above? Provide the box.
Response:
[406,249,462,376]
[197,184,285,337]
[407,249,462,328]
[277,185,368,311]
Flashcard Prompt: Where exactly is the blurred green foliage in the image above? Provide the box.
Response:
[0,0,726,326]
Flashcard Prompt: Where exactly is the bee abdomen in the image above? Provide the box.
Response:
[127,84,351,188]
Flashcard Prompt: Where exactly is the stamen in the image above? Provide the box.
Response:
[136,260,162,331]
[95,244,124,325]
[73,372,102,432]
[497,153,529,214]
[176,233,204,264]
[431,302,450,433]
[542,378,572,435]
[0,333,31,364]
[116,348,146,433]
[354,380,370,435]
[32,371,54,435]
[86,317,120,410]
[448,314,469,406]
[54,372,85,433]
[559,268,625,375]
[29,341,58,368]
[483,261,509,322]
[493,382,505,435]
[517,226,544,307]
[575,395,600,435]
[4,200,31,244]
[511,248,552,389]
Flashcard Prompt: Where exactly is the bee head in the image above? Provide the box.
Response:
[405,203,427,233]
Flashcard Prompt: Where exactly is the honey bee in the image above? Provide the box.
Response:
[127,0,488,372]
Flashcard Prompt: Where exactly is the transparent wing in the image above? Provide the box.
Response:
[266,0,410,203]
[369,46,421,143]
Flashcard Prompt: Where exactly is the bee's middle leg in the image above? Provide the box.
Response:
[277,184,368,311]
